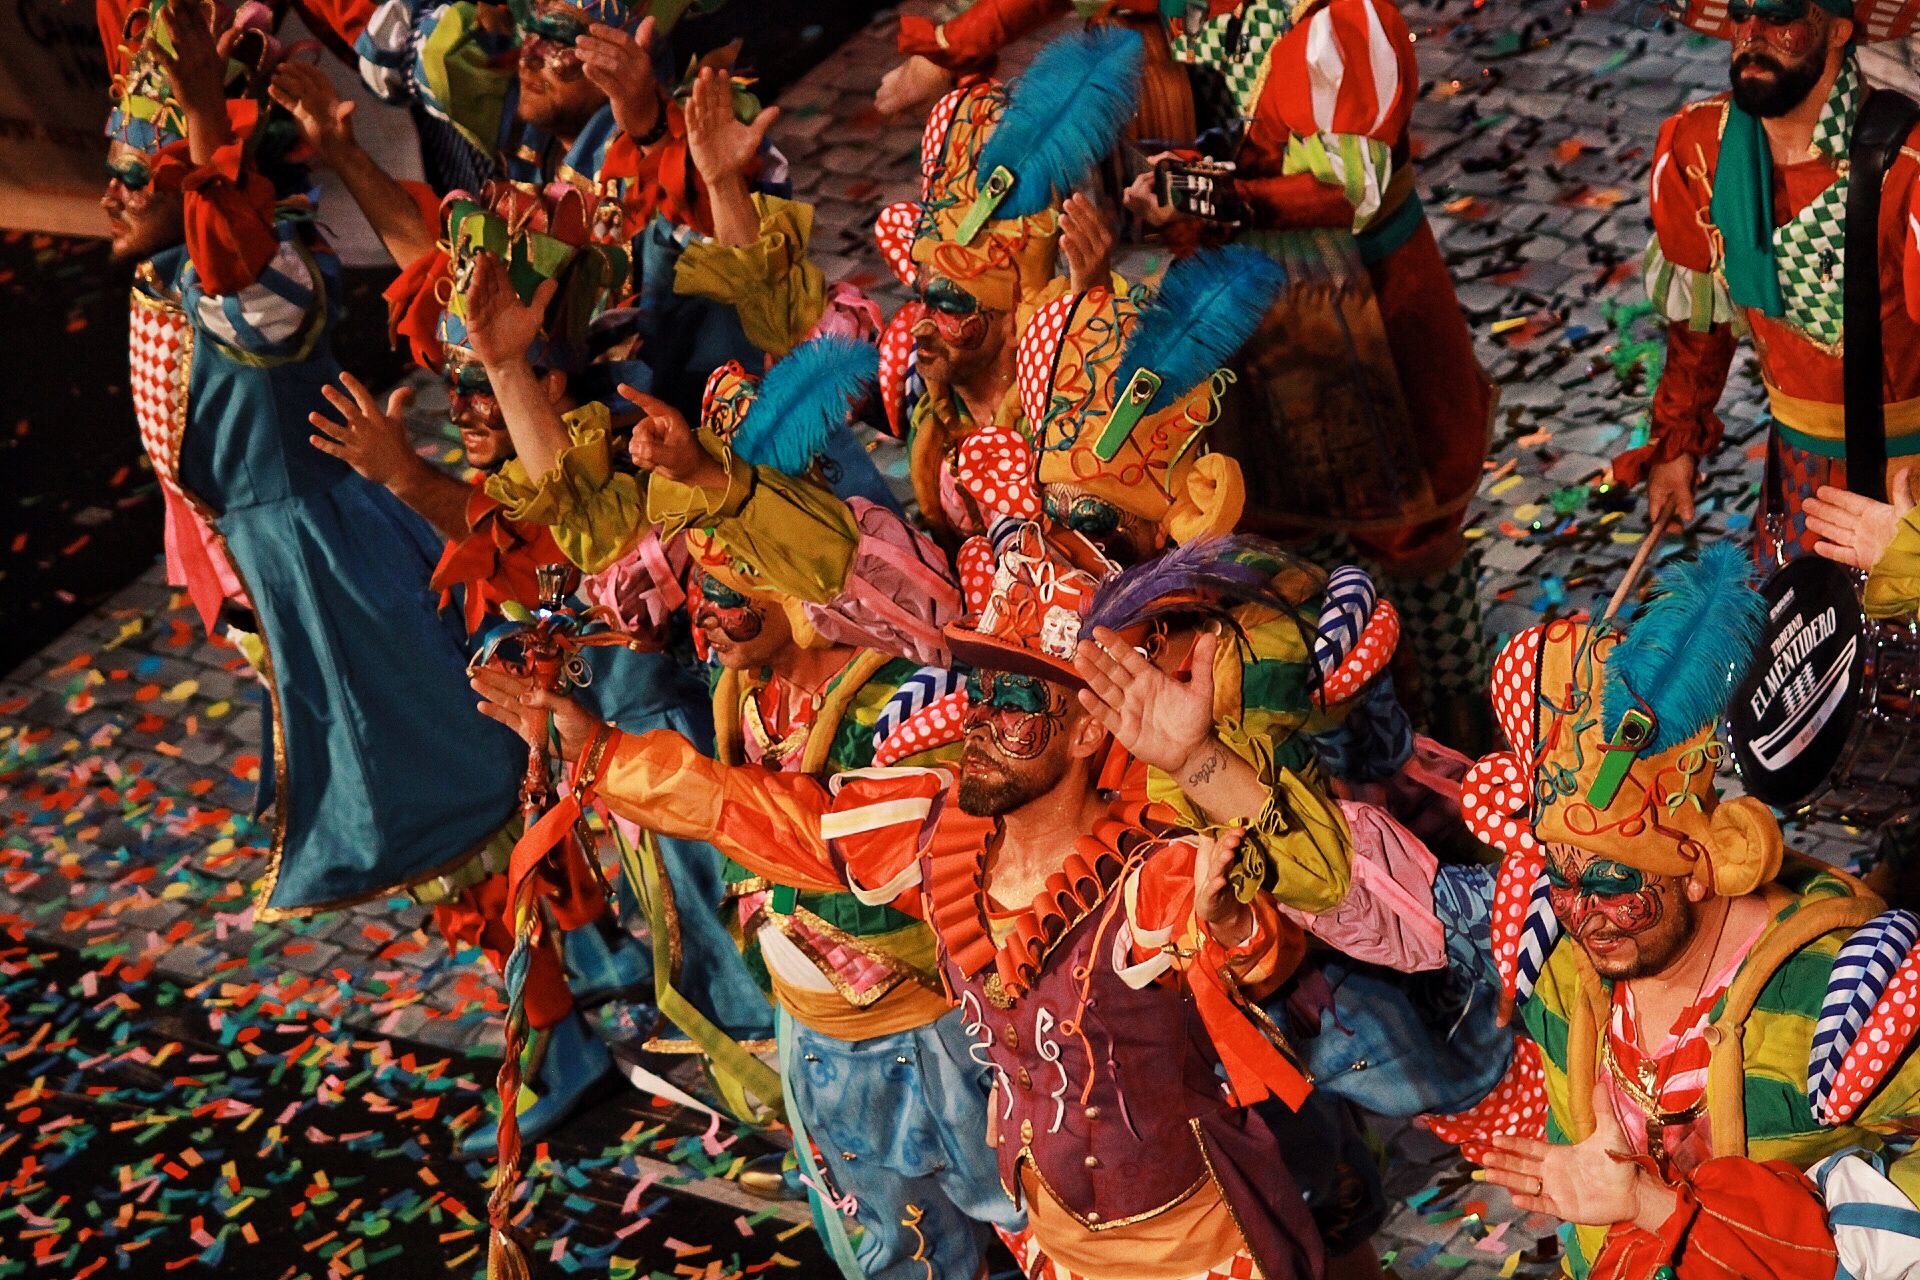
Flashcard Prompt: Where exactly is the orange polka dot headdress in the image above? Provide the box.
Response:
[1019,247,1286,541]
[872,28,1144,313]
[1463,544,1783,1005]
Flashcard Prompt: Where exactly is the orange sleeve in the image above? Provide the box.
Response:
[896,0,1071,74]
[155,141,281,296]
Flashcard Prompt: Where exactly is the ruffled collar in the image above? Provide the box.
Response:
[925,792,1174,1006]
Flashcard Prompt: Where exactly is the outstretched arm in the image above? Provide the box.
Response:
[308,372,471,540]
[464,253,568,479]
[269,60,436,268]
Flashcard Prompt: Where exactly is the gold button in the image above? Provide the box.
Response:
[1083,1105,1100,1120]
[1005,1027,1019,1049]
[1084,1155,1099,1169]
[1018,1067,1032,1088]
[1020,1119,1033,1144]
[1086,1210,1100,1223]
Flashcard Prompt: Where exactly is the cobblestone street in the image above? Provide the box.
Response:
[0,2,1886,1276]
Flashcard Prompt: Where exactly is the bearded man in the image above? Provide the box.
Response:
[1621,0,1920,563]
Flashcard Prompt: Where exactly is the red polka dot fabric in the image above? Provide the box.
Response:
[873,200,921,290]
[1461,751,1536,860]
[957,536,997,618]
[1315,598,1399,708]
[954,426,1040,520]
[1417,1037,1549,1164]
[874,688,970,766]
[1819,948,1920,1126]
[1489,624,1546,761]
[877,302,922,439]
[1016,291,1081,429]
[1489,838,1547,1006]
[920,89,965,181]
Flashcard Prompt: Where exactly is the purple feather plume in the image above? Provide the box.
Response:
[1082,535,1317,640]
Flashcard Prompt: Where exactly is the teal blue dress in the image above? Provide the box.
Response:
[138,219,523,918]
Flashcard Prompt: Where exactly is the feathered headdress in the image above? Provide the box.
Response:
[1082,535,1317,643]
[1458,544,1782,901]
[1021,247,1287,541]
[724,336,879,476]
[1600,541,1765,755]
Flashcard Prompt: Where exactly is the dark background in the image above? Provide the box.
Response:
[0,0,892,675]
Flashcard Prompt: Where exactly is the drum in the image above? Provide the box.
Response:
[1729,555,1920,826]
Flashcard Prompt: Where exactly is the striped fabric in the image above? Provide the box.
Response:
[1642,235,1734,331]
[1262,0,1413,142]
[1312,564,1375,676]
[182,232,323,357]
[1282,133,1395,230]
[1809,909,1920,1116]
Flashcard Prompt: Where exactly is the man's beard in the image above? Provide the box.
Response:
[1731,50,1826,117]
[955,745,1062,816]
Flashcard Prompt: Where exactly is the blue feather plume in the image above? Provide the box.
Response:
[1601,542,1765,753]
[732,335,878,475]
[1117,246,1287,417]
[1082,534,1316,647]
[975,28,1145,220]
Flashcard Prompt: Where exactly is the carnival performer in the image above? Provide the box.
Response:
[101,0,525,918]
[1624,0,1920,565]
[472,538,1357,1280]
[876,0,1499,752]
[869,28,1143,551]
[1446,543,1920,1278]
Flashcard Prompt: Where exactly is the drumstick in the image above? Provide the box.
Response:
[1602,509,1677,622]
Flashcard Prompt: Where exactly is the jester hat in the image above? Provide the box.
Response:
[436,180,630,384]
[686,335,881,647]
[874,27,1144,314]
[1665,0,1918,40]
[106,1,286,155]
[944,522,1102,686]
[1017,246,1287,543]
[1463,544,1782,1004]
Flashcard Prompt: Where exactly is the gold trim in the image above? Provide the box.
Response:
[642,1035,777,1055]
[1014,1148,1211,1232]
[1189,1115,1258,1261]
[1766,383,1920,440]
[775,905,940,1007]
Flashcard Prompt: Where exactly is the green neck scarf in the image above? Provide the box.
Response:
[1710,47,1859,318]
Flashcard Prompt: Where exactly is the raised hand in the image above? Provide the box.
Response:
[308,373,419,488]
[1806,470,1917,571]
[1074,626,1219,776]
[471,666,601,760]
[463,253,557,370]
[875,55,952,117]
[1479,1080,1675,1230]
[153,0,238,157]
[1192,826,1254,945]
[685,66,779,186]
[618,383,724,487]
[1060,193,1115,295]
[268,60,358,163]
[577,18,660,140]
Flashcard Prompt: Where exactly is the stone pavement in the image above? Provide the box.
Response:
[0,1,1890,1276]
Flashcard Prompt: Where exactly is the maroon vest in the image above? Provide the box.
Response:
[921,807,1323,1278]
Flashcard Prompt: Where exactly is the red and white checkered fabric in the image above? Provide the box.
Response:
[1016,291,1080,429]
[129,293,193,488]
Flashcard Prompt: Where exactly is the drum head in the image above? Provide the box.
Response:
[1728,557,1867,810]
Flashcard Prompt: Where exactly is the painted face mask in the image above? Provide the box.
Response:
[1545,855,1665,939]
[963,669,1065,759]
[693,574,766,643]
[914,278,989,350]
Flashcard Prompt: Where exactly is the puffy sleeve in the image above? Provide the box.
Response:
[673,193,827,358]
[1894,139,1920,325]
[483,402,646,575]
[646,439,859,597]
[1865,505,1920,619]
[1584,1158,1837,1280]
[595,727,844,892]
[896,0,1070,76]
[1234,0,1416,233]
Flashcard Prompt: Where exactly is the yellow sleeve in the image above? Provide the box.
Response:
[672,193,827,357]
[1865,504,1920,619]
[1144,727,1353,915]
[646,433,860,605]
[483,402,645,575]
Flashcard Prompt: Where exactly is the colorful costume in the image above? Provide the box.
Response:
[575,541,1349,1279]
[1626,0,1920,564]
[870,29,1142,546]
[899,0,1497,724]
[106,10,524,919]
[1450,545,1920,1277]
